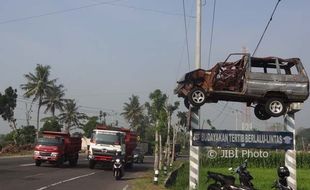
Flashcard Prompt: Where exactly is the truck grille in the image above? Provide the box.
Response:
[92,148,116,156]
[40,152,51,156]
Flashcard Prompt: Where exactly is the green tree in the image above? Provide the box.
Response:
[0,87,18,131]
[58,99,88,132]
[21,64,57,140]
[42,84,66,117]
[40,118,62,132]
[0,87,18,144]
[19,125,36,144]
[146,89,168,172]
[121,95,144,135]
[165,101,180,166]
[83,116,98,138]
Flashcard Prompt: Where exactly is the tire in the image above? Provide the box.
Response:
[207,184,221,190]
[56,156,64,167]
[35,160,41,167]
[254,104,271,120]
[184,97,190,109]
[265,98,286,117]
[188,87,206,108]
[89,160,96,169]
[126,162,133,169]
[115,171,121,180]
[69,154,78,167]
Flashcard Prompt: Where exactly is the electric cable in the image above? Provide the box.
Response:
[182,0,191,71]
[207,0,216,68]
[253,0,282,56]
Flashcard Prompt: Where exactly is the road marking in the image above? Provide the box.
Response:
[35,172,96,190]
[20,163,35,167]
[122,185,129,190]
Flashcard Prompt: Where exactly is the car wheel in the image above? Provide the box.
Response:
[184,97,190,109]
[188,87,206,108]
[254,104,271,120]
[265,98,286,117]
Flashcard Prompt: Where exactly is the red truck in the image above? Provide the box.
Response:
[33,131,82,167]
[88,124,137,169]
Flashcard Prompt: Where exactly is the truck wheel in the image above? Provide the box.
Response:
[188,87,206,108]
[125,162,133,169]
[254,104,271,120]
[69,154,79,167]
[35,160,41,166]
[56,156,64,167]
[89,160,96,169]
[69,158,78,167]
[265,98,286,117]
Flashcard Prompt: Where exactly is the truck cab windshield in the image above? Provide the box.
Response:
[37,138,63,146]
[94,133,120,145]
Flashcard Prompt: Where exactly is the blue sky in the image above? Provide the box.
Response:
[0,0,309,134]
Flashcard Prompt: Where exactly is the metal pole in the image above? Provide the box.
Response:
[189,1,202,189]
[284,113,297,190]
[189,108,200,189]
[195,0,202,69]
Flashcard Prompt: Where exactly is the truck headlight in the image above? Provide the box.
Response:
[34,151,40,156]
[51,152,58,157]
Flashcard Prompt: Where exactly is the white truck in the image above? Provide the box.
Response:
[88,125,137,169]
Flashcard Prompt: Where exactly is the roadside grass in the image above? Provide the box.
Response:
[130,161,183,190]
[171,162,310,190]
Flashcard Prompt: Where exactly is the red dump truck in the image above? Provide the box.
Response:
[33,131,82,167]
[88,124,137,169]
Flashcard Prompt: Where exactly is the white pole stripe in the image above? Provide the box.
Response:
[285,112,297,190]
[189,107,199,190]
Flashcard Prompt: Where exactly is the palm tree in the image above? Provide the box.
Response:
[21,64,56,140]
[121,95,144,132]
[58,99,87,132]
[42,84,66,117]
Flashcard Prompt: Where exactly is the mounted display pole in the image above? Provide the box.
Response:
[189,108,200,189]
[189,1,202,189]
[284,103,301,190]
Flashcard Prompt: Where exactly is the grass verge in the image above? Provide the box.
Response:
[171,162,310,190]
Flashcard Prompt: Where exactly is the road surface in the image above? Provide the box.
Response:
[0,154,153,190]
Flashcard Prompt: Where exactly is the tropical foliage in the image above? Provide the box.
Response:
[58,99,88,132]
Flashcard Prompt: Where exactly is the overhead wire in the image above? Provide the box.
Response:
[207,0,216,68]
[253,0,282,56]
[182,0,191,71]
[0,0,195,25]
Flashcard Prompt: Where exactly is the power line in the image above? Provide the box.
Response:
[182,0,191,71]
[253,0,282,56]
[0,0,195,25]
[207,0,216,68]
[0,0,123,25]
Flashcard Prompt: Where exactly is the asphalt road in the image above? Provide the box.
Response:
[0,155,154,190]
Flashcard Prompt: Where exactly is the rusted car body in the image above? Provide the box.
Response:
[174,53,309,120]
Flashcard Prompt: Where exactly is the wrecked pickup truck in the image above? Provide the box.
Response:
[174,53,309,120]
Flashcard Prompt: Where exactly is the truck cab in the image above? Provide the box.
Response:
[33,131,81,167]
[88,125,137,169]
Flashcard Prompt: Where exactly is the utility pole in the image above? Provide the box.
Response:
[189,0,202,189]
